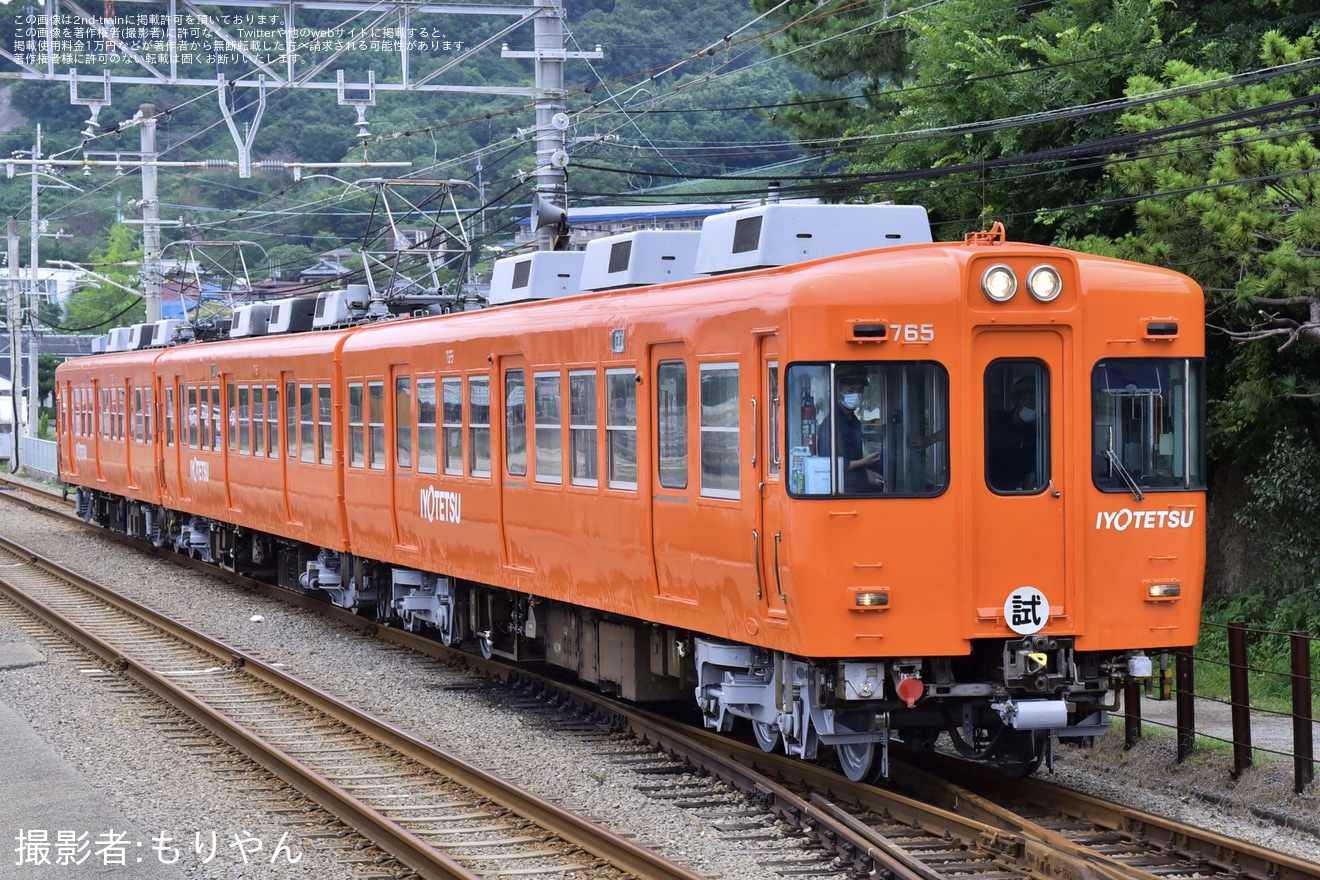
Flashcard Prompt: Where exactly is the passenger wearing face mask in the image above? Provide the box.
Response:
[818,367,883,494]
[987,376,1039,492]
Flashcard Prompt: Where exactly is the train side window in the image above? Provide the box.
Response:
[606,369,637,490]
[302,383,317,464]
[569,370,598,487]
[266,385,279,458]
[533,372,562,485]
[204,386,213,450]
[144,388,152,445]
[117,387,125,440]
[251,386,264,456]
[237,384,250,454]
[657,361,687,489]
[285,381,297,458]
[347,382,364,468]
[469,375,491,478]
[442,377,462,475]
[368,381,386,470]
[211,385,220,448]
[984,360,1049,494]
[188,386,199,448]
[132,388,143,443]
[700,363,740,499]
[165,386,175,447]
[417,378,437,475]
[317,385,332,465]
[505,370,526,478]
[395,375,413,470]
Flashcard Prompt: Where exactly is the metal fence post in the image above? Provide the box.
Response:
[1125,676,1142,750]
[1176,648,1195,763]
[1228,620,1252,778]
[1292,631,1315,794]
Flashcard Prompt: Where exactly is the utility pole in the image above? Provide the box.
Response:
[502,0,601,250]
[140,104,162,323]
[6,217,20,472]
[27,125,39,441]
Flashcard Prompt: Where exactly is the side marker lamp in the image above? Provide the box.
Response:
[1026,264,1062,301]
[1147,583,1181,599]
[854,591,889,608]
[981,264,1017,302]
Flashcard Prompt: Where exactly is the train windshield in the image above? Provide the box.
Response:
[785,362,949,498]
[1092,358,1206,493]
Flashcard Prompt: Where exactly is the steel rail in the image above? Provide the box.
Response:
[0,532,703,880]
[8,479,1314,880]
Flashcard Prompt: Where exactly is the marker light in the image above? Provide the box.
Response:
[1147,583,1181,599]
[854,591,889,607]
[981,264,1017,302]
[1026,264,1062,302]
[896,676,924,708]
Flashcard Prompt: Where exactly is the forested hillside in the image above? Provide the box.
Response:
[0,0,807,271]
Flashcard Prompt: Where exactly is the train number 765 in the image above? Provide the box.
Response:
[891,323,935,343]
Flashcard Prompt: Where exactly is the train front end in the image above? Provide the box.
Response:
[706,225,1205,781]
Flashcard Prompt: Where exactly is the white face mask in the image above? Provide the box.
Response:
[1018,406,1036,423]
[842,393,861,411]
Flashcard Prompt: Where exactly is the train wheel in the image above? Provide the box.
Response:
[835,742,881,783]
[752,721,780,753]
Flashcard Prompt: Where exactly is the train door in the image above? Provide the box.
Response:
[390,364,421,552]
[499,357,534,572]
[971,329,1069,633]
[755,334,788,620]
[650,342,697,603]
[155,376,171,504]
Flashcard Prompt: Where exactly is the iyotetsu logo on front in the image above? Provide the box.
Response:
[1094,509,1195,531]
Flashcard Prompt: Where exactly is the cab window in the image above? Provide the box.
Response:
[985,360,1048,494]
[786,361,948,497]
[1093,359,1205,492]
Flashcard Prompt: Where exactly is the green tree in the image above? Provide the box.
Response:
[260,244,317,281]
[1065,32,1320,463]
[63,224,144,332]
[754,0,1313,241]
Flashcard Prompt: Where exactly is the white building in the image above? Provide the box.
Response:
[0,266,86,307]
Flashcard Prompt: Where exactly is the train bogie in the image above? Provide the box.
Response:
[56,204,1205,781]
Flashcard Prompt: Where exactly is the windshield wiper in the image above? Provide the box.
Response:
[1106,448,1144,501]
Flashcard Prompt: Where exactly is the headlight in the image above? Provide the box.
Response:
[1027,265,1062,302]
[981,264,1017,302]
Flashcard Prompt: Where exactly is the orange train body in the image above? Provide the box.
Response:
[56,205,1205,779]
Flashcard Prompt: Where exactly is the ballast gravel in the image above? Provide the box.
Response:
[0,498,1315,879]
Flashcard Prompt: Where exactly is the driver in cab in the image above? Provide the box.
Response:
[820,367,883,494]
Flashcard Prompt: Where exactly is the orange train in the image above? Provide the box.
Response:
[56,203,1206,780]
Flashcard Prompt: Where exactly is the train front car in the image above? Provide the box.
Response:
[699,224,1205,782]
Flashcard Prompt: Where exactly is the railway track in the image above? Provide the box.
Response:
[2,477,1316,880]
[0,529,704,880]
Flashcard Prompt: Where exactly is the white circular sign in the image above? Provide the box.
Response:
[1004,586,1050,635]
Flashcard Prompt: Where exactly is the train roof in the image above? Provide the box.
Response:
[71,203,1200,365]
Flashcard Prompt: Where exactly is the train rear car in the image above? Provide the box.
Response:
[57,348,163,532]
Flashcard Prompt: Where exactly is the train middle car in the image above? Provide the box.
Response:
[56,203,1206,781]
